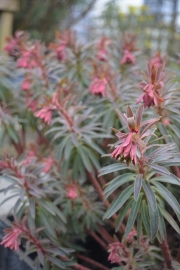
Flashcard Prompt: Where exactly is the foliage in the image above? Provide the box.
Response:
[14,0,96,41]
[0,24,180,270]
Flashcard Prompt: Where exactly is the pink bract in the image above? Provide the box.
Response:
[121,50,135,65]
[108,242,123,263]
[66,184,79,199]
[21,80,31,91]
[35,106,54,125]
[0,228,22,251]
[17,51,38,69]
[90,77,107,97]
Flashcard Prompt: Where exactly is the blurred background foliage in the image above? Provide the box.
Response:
[13,0,180,57]
[13,0,97,41]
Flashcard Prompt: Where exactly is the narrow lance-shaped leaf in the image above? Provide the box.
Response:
[29,197,36,219]
[125,194,143,237]
[148,164,170,175]
[153,182,180,215]
[159,205,180,234]
[142,180,157,211]
[137,214,142,245]
[136,104,144,129]
[134,174,142,200]
[158,207,167,240]
[148,203,159,242]
[99,163,129,176]
[141,200,151,238]
[103,185,134,219]
[127,106,134,118]
[104,173,135,200]
[116,109,128,126]
[115,198,134,232]
[140,117,161,137]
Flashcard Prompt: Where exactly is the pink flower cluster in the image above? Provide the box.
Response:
[17,51,38,69]
[137,63,165,107]
[0,225,23,251]
[90,77,107,97]
[150,52,164,68]
[35,106,55,125]
[97,37,111,61]
[111,105,160,165]
[66,184,79,199]
[108,242,123,263]
[21,79,31,91]
[121,50,135,65]
[127,230,137,242]
[120,33,138,65]
[42,156,54,173]
[49,30,75,61]
[1,228,22,250]
[4,31,26,56]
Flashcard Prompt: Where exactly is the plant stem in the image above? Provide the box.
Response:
[98,225,114,244]
[76,254,110,270]
[87,171,125,232]
[11,141,23,155]
[172,166,180,178]
[73,263,91,270]
[86,171,110,209]
[86,229,108,251]
[160,240,173,270]
[95,169,117,201]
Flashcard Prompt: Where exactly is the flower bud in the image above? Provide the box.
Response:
[127,117,135,130]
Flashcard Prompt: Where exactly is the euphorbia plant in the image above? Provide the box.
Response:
[0,28,180,270]
[100,105,180,269]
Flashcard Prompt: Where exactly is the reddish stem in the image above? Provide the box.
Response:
[76,254,110,270]
[172,166,180,178]
[98,225,114,244]
[159,240,173,270]
[86,229,108,251]
[21,127,26,149]
[87,171,125,232]
[11,141,23,155]
[86,171,110,209]
[73,263,91,270]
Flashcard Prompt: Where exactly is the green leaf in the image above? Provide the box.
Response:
[78,145,93,172]
[158,207,167,240]
[83,146,100,169]
[56,137,69,160]
[38,209,56,237]
[125,194,142,237]
[104,173,134,200]
[158,123,172,143]
[103,185,134,219]
[137,215,142,245]
[29,197,36,219]
[7,126,19,143]
[142,180,157,211]
[148,203,159,242]
[153,182,180,214]
[0,194,19,207]
[99,163,129,176]
[150,176,180,186]
[149,164,170,175]
[46,256,66,269]
[38,200,56,216]
[64,140,73,160]
[134,174,142,200]
[28,213,35,236]
[159,205,180,234]
[115,199,134,232]
[141,200,151,238]
[84,139,104,155]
